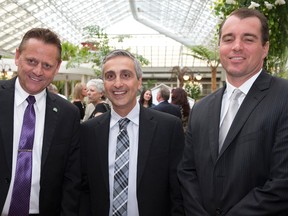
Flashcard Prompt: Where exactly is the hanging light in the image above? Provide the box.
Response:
[195,73,202,81]
[183,74,190,81]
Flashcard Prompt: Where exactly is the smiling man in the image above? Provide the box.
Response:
[178,8,288,216]
[80,49,185,216]
[0,28,81,216]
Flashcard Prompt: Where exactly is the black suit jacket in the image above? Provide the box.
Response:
[178,71,288,215]
[0,77,81,216]
[80,105,185,216]
[153,100,182,119]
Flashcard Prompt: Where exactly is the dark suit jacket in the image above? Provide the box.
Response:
[0,77,81,216]
[178,71,288,216]
[80,105,185,216]
[153,100,182,119]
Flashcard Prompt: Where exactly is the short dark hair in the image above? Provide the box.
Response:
[18,28,62,62]
[219,8,269,46]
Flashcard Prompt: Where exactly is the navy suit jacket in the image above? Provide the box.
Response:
[178,71,288,215]
[0,77,81,216]
[80,105,185,216]
[153,100,182,119]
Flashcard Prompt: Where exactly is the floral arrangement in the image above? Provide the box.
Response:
[213,0,288,75]
[184,81,203,100]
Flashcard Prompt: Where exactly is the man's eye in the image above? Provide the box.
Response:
[105,73,115,80]
[222,37,233,43]
[27,59,38,66]
[244,37,255,42]
[121,72,131,79]
[43,63,52,70]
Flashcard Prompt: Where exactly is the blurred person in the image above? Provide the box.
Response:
[0,28,80,216]
[82,103,95,122]
[153,85,181,118]
[72,82,87,121]
[80,49,185,216]
[86,78,110,119]
[171,88,190,133]
[138,88,155,108]
[178,8,288,215]
[47,83,67,99]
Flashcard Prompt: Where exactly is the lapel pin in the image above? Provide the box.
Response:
[53,107,58,112]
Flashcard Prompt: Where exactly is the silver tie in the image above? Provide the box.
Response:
[219,89,243,153]
[112,118,130,216]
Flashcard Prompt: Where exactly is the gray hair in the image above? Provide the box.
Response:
[101,49,142,79]
[159,86,170,101]
[87,79,105,93]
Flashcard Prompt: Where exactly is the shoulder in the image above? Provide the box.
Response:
[47,91,79,113]
[271,74,288,88]
[72,100,81,105]
[82,110,110,128]
[141,106,181,124]
[96,102,109,108]
[170,103,181,110]
[0,77,16,90]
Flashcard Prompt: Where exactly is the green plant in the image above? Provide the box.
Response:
[184,81,202,100]
[185,45,220,92]
[143,79,157,89]
[213,0,288,75]
[63,25,150,78]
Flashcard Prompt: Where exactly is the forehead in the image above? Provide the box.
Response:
[88,85,97,90]
[20,38,60,60]
[103,56,135,72]
[221,16,261,36]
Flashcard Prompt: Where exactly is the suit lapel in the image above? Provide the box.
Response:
[95,114,110,191]
[137,107,157,186]
[208,88,225,163]
[0,78,16,171]
[219,71,271,157]
[41,92,59,168]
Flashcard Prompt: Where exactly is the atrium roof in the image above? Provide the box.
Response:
[0,0,219,67]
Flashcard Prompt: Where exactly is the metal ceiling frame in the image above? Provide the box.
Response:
[0,0,219,67]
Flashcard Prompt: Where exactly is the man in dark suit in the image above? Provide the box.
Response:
[153,86,182,119]
[0,28,81,216]
[178,8,288,216]
[81,49,184,216]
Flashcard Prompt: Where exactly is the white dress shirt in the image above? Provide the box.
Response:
[2,78,46,215]
[108,102,140,216]
[220,70,262,126]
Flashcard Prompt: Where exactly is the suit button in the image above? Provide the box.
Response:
[216,208,222,215]
[5,178,10,184]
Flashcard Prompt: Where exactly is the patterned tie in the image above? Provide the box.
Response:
[112,118,130,216]
[9,95,36,216]
[219,89,242,153]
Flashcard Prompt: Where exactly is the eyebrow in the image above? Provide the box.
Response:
[222,33,258,39]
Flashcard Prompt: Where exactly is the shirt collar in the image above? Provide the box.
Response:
[15,77,47,109]
[110,102,140,128]
[225,69,262,98]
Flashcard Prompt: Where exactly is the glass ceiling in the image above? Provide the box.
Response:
[0,0,219,67]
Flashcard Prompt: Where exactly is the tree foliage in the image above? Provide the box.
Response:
[62,25,150,78]
[185,45,220,92]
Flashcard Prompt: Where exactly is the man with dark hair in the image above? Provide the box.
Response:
[178,8,288,215]
[0,28,81,216]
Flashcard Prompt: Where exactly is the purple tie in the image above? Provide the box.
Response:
[8,95,36,216]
